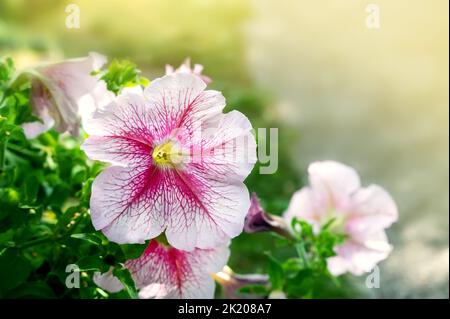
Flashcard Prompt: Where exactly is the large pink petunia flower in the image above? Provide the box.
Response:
[81,73,257,250]
[94,240,229,299]
[21,52,113,138]
[283,161,398,276]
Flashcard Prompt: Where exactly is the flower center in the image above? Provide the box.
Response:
[322,210,347,235]
[152,141,183,167]
[327,216,346,234]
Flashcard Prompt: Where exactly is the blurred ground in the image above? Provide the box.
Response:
[245,0,449,298]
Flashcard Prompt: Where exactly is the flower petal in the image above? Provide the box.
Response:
[90,161,248,249]
[81,135,151,167]
[191,110,257,182]
[346,185,398,241]
[82,91,153,142]
[138,283,172,299]
[283,187,325,232]
[143,73,224,142]
[308,161,361,210]
[93,268,124,293]
[37,52,109,134]
[22,110,55,139]
[327,231,392,276]
[89,165,165,244]
[162,169,249,251]
[126,241,230,299]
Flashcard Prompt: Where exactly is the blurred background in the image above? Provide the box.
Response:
[0,0,448,298]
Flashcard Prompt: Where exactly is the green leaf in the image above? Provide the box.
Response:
[299,220,314,238]
[0,229,15,247]
[121,243,148,260]
[113,266,138,299]
[0,57,14,84]
[71,164,87,185]
[100,59,149,95]
[267,254,285,290]
[0,248,32,296]
[282,257,303,273]
[71,233,103,246]
[295,241,310,268]
[284,269,314,298]
[76,255,107,272]
[20,174,39,205]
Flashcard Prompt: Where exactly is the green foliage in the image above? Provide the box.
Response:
[267,254,285,290]
[0,57,146,299]
[97,59,149,95]
[113,266,138,299]
[0,57,14,85]
[242,217,349,299]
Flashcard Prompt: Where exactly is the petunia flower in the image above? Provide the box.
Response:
[165,58,212,85]
[283,160,398,276]
[81,73,257,250]
[94,240,229,299]
[20,52,113,138]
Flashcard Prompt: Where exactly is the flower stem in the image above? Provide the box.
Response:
[6,142,41,158]
[16,235,55,249]
[0,141,6,171]
[296,241,309,268]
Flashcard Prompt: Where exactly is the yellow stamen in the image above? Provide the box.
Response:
[152,141,183,167]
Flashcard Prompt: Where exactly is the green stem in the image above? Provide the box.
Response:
[6,142,40,158]
[296,242,310,268]
[16,209,87,250]
[0,141,6,171]
[16,235,55,250]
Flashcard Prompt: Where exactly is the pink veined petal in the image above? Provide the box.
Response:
[126,241,230,299]
[158,168,249,251]
[138,283,172,299]
[93,268,124,293]
[345,184,399,241]
[81,135,151,167]
[327,231,393,276]
[89,165,166,244]
[81,90,155,165]
[143,73,225,142]
[82,91,153,142]
[308,161,361,211]
[90,161,248,249]
[189,110,257,183]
